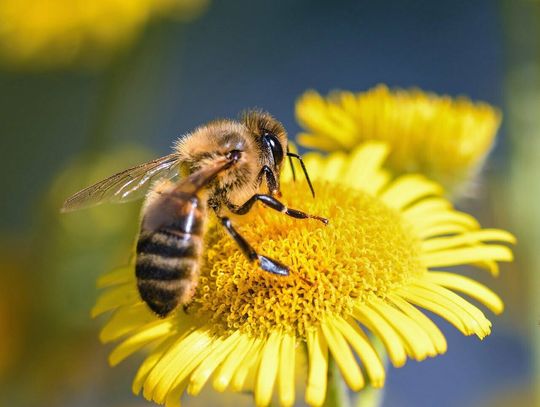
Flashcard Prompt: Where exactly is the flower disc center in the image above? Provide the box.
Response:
[190,181,425,338]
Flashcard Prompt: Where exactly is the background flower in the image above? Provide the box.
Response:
[295,85,501,195]
[0,0,209,69]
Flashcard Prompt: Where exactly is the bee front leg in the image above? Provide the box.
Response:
[257,165,280,196]
[228,194,328,225]
[219,216,289,276]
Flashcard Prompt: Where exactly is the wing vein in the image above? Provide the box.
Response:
[61,153,182,212]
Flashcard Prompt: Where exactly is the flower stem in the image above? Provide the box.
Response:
[324,355,351,407]
[354,386,384,407]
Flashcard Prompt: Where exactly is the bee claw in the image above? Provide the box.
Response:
[258,255,290,276]
[309,215,328,225]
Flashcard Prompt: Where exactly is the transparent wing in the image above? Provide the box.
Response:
[61,153,182,212]
[172,156,237,195]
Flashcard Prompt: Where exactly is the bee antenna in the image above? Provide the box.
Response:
[286,152,315,198]
[287,146,297,182]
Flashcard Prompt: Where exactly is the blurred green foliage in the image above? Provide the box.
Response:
[1,146,155,405]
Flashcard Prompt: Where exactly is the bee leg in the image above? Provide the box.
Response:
[229,194,328,225]
[257,165,280,196]
[219,216,289,276]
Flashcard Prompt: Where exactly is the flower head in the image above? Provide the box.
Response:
[296,85,502,193]
[0,0,208,69]
[93,143,514,407]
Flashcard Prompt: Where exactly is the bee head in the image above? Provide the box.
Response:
[242,110,287,167]
[242,110,288,195]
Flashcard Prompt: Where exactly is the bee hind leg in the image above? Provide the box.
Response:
[219,216,289,276]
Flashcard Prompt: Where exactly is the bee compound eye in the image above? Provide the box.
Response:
[263,132,284,166]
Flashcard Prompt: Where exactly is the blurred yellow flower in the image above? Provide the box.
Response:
[93,142,514,407]
[0,0,209,69]
[296,85,502,194]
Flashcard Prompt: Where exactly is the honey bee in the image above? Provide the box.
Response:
[62,110,327,317]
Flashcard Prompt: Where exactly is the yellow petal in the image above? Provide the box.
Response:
[132,336,177,395]
[100,303,156,343]
[344,142,390,192]
[109,320,174,366]
[230,337,264,392]
[473,260,500,277]
[412,211,479,234]
[381,175,442,210]
[319,152,348,183]
[421,245,513,268]
[387,294,447,354]
[188,331,242,395]
[352,304,407,367]
[421,229,516,252]
[212,333,254,392]
[404,285,490,339]
[362,170,392,196]
[321,319,364,391]
[402,198,451,221]
[91,284,138,317]
[97,266,132,288]
[255,331,282,407]
[416,223,470,240]
[164,336,222,406]
[305,328,328,407]
[298,133,343,151]
[164,378,189,407]
[143,327,209,403]
[278,332,296,407]
[368,298,436,360]
[413,281,492,338]
[301,152,326,181]
[425,272,504,314]
[333,316,385,388]
[398,288,469,335]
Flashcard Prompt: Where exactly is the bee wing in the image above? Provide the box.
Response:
[61,153,182,212]
[172,156,237,195]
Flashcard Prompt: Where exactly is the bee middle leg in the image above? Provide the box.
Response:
[219,216,289,276]
[228,194,328,224]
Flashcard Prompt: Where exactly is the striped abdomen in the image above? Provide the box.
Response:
[136,196,205,317]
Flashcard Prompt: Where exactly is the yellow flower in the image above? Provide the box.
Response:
[296,85,502,193]
[93,142,514,407]
[0,0,208,69]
